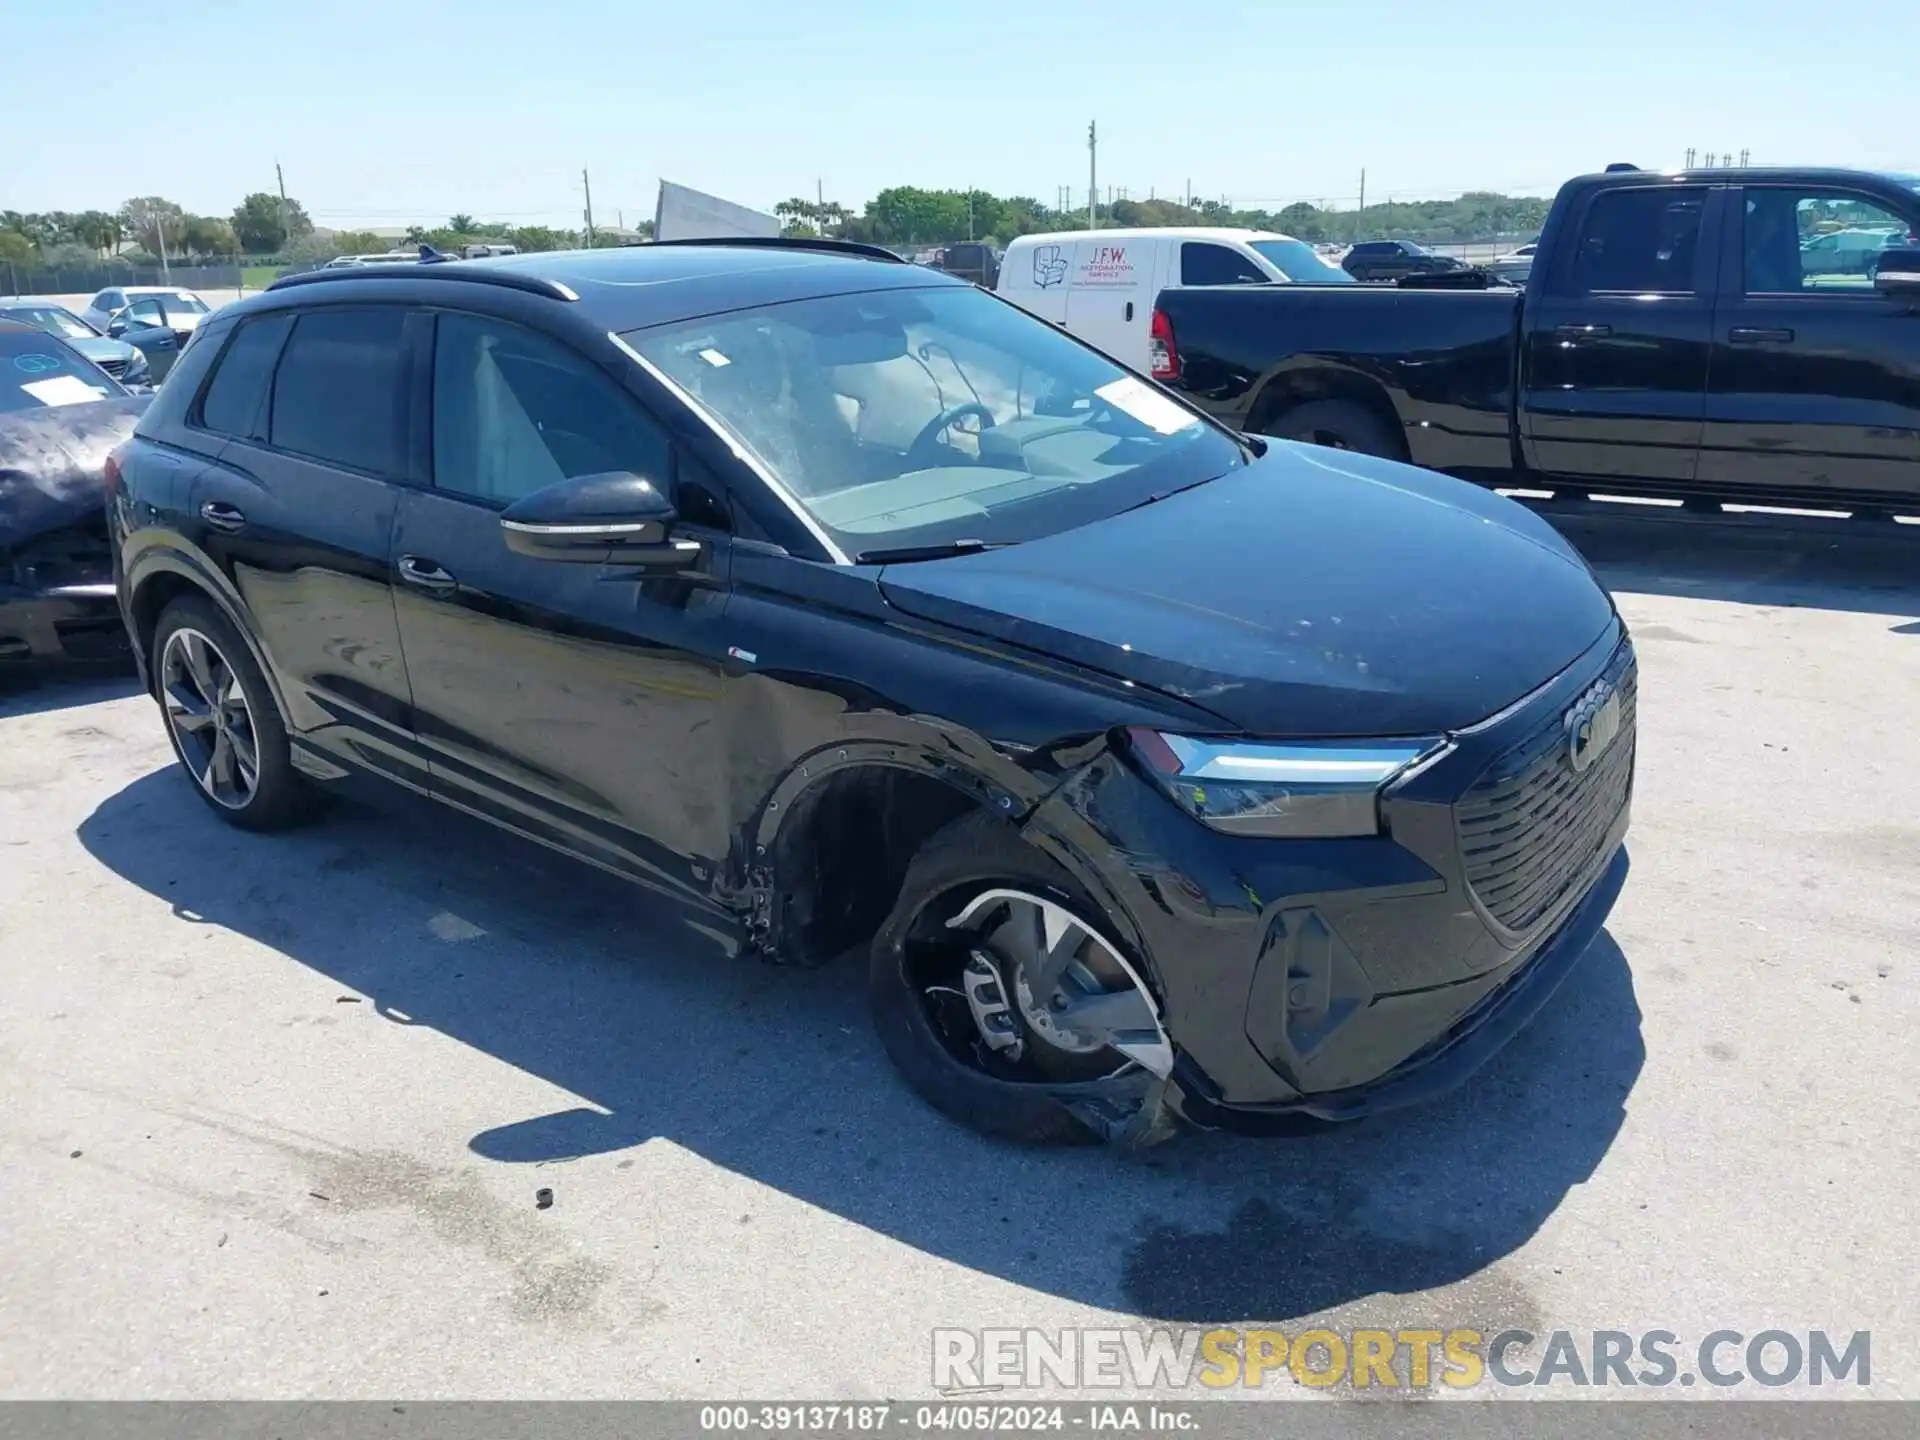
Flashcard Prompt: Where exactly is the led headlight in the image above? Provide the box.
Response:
[1127,728,1441,838]
[122,348,150,385]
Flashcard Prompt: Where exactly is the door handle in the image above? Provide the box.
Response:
[1729,326,1794,344]
[396,555,457,593]
[199,501,246,532]
[1124,301,1135,321]
[1554,323,1612,339]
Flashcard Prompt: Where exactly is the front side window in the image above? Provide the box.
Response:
[1569,187,1707,294]
[1181,243,1269,286]
[125,299,166,325]
[1744,189,1914,293]
[431,314,671,505]
[628,284,1243,559]
[268,308,408,475]
[198,314,294,440]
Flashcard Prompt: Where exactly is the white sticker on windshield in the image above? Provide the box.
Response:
[1096,376,1199,436]
[699,348,732,367]
[21,375,109,408]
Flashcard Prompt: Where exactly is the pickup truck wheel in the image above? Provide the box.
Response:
[1263,399,1401,460]
[869,811,1177,1147]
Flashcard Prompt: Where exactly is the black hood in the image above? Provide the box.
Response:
[876,444,1616,738]
[0,395,149,555]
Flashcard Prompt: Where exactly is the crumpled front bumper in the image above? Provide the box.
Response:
[0,580,127,664]
[1021,622,1635,1130]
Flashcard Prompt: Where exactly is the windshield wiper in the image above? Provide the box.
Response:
[854,538,1012,565]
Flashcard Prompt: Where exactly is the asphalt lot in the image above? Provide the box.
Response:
[1,512,1916,1406]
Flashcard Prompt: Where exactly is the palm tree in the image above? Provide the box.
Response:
[448,214,476,234]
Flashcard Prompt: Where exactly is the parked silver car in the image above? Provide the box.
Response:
[0,299,154,386]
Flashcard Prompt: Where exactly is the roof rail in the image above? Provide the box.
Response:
[266,264,579,301]
[639,236,907,264]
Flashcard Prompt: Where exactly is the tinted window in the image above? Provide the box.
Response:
[1570,187,1707,294]
[629,283,1241,558]
[431,313,670,504]
[1181,243,1269,285]
[1350,243,1388,257]
[269,308,408,474]
[198,314,294,439]
[1744,188,1914,293]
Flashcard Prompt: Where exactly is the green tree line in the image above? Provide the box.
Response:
[2,184,1549,274]
[773,187,1551,247]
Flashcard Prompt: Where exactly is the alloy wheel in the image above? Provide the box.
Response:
[922,887,1173,1081]
[160,627,260,809]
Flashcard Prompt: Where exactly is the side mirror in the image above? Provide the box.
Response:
[106,313,130,337]
[499,470,698,567]
[1873,246,1920,294]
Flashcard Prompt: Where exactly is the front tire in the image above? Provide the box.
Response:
[868,811,1175,1146]
[152,594,319,832]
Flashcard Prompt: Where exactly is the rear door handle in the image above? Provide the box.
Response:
[396,555,457,593]
[1555,323,1612,339]
[199,501,246,532]
[1729,326,1794,344]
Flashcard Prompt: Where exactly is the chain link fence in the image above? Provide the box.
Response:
[2,260,247,298]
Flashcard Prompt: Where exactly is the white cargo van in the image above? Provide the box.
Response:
[996,227,1350,372]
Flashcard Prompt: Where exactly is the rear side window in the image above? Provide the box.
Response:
[197,314,293,439]
[1569,187,1707,294]
[1181,243,1268,285]
[269,308,408,475]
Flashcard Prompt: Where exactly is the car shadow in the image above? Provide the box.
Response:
[77,768,1643,1326]
[0,666,142,719]
[1539,506,1920,617]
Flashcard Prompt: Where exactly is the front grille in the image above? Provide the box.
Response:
[96,356,128,379]
[1455,643,1637,935]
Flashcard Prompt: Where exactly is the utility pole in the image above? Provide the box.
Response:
[1087,120,1097,229]
[582,167,596,248]
[1356,168,1366,242]
[153,202,172,283]
[275,162,290,257]
[1739,148,1750,167]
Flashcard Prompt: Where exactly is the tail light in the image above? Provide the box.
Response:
[1148,306,1180,380]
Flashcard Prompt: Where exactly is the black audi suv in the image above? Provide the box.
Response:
[108,240,1633,1144]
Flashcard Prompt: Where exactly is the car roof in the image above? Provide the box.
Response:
[253,242,972,332]
[119,285,197,296]
[1007,227,1293,246]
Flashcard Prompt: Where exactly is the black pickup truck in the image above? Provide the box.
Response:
[1152,166,1920,509]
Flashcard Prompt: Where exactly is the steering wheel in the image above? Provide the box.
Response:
[905,402,997,470]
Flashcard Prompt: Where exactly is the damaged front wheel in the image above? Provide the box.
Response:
[869,811,1177,1146]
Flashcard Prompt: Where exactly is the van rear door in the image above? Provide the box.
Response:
[999,239,1071,326]
[1064,236,1153,368]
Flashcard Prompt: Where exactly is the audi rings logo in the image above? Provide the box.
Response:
[1564,679,1623,773]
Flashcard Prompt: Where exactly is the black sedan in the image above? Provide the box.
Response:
[108,242,1632,1145]
[1,319,147,664]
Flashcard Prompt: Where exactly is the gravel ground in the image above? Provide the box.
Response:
[0,511,1915,1410]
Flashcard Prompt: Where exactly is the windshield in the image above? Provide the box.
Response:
[0,332,122,413]
[2,307,98,340]
[1248,239,1355,283]
[627,284,1243,558]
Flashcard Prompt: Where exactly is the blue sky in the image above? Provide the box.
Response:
[11,0,1916,228]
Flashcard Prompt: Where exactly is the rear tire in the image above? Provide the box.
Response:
[868,811,1174,1146]
[1262,398,1402,460]
[152,594,321,832]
